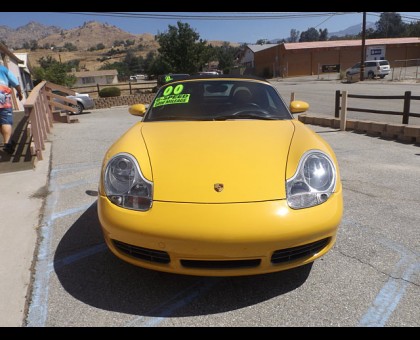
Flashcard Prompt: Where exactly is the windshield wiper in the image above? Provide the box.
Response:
[213,113,279,121]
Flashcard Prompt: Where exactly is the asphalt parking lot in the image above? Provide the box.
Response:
[23,99,419,326]
[271,76,420,126]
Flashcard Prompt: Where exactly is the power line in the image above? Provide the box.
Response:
[56,12,357,21]
[314,12,339,29]
[368,12,420,23]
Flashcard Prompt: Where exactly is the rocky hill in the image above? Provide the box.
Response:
[1,20,239,72]
[0,21,157,50]
[328,22,376,38]
[37,21,159,51]
[0,22,61,48]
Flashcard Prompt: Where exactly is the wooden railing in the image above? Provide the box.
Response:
[70,80,157,98]
[23,81,78,162]
[334,90,420,124]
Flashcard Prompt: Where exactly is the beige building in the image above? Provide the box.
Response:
[71,69,119,87]
[241,38,420,78]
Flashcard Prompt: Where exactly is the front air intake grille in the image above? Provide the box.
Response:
[112,240,170,264]
[180,259,261,269]
[271,238,330,264]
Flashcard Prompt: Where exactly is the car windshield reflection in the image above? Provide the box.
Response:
[144,79,293,122]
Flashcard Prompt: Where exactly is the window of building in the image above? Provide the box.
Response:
[81,77,95,84]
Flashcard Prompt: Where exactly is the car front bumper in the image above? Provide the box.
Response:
[98,191,343,276]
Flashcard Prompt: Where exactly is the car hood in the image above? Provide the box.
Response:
[141,121,295,203]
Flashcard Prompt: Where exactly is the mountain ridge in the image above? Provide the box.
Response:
[329,22,376,38]
[1,20,238,72]
[0,21,157,50]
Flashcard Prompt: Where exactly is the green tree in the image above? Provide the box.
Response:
[364,27,379,39]
[113,40,125,47]
[64,42,78,51]
[99,61,130,81]
[124,39,135,47]
[375,12,406,38]
[406,21,420,37]
[155,21,207,74]
[45,63,76,86]
[199,44,217,70]
[65,59,81,72]
[319,28,328,41]
[143,51,158,77]
[147,55,172,77]
[287,29,300,43]
[256,39,270,45]
[30,39,39,51]
[106,48,122,56]
[123,50,145,75]
[32,56,77,86]
[38,56,58,69]
[216,43,240,74]
[299,28,320,42]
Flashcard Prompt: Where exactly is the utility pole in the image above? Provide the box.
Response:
[360,12,367,81]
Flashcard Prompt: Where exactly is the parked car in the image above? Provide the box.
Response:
[97,75,343,276]
[197,71,221,76]
[346,60,391,80]
[129,74,148,81]
[156,73,190,88]
[52,90,95,114]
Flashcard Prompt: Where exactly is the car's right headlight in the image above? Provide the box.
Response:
[286,150,337,209]
[104,153,153,211]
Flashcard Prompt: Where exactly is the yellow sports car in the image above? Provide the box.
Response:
[98,75,343,276]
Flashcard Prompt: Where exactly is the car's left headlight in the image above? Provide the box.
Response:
[104,153,153,211]
[286,150,337,209]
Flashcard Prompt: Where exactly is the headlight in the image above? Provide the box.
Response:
[104,153,153,211]
[286,150,336,209]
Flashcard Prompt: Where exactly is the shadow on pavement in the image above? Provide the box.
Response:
[0,112,35,174]
[53,202,313,318]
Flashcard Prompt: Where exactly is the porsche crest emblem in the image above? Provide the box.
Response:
[214,183,224,192]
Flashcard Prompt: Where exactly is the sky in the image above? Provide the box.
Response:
[2,12,420,44]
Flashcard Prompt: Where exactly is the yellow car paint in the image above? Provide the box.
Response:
[140,120,294,202]
[98,187,342,276]
[98,76,343,276]
[289,100,310,113]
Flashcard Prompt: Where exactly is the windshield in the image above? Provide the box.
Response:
[144,79,293,122]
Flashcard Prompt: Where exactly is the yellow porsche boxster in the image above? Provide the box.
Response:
[98,75,343,276]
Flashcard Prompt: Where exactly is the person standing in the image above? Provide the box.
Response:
[0,59,23,155]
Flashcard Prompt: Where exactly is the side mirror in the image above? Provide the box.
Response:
[290,100,309,114]
[129,104,147,116]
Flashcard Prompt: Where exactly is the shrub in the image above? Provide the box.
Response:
[99,87,121,98]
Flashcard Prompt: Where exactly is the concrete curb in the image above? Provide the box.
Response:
[298,114,420,144]
[0,142,51,326]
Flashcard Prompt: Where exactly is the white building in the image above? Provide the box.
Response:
[0,42,29,111]
[240,44,279,69]
[71,70,119,87]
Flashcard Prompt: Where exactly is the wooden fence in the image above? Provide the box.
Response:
[71,81,157,98]
[335,90,420,125]
[23,81,78,162]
